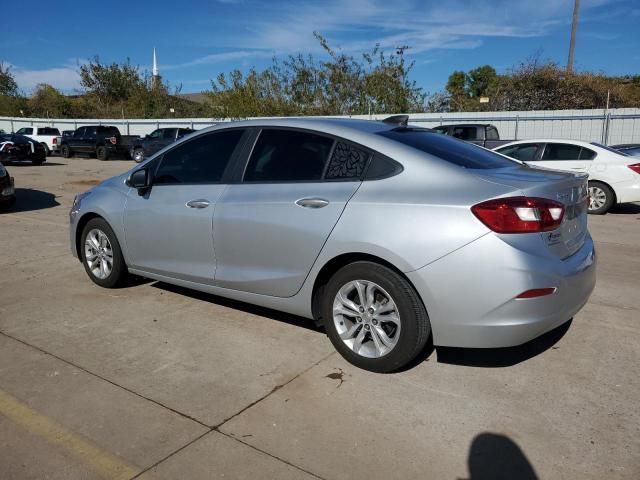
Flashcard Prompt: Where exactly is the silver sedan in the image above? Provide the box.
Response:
[69,117,596,372]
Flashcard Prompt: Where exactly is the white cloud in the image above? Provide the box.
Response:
[9,61,82,94]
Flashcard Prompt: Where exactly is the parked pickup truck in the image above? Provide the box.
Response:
[432,124,513,149]
[129,127,195,162]
[60,126,137,160]
[15,126,61,155]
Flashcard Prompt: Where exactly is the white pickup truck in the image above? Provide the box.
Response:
[15,126,61,155]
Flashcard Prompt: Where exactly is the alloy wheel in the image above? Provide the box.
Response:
[588,186,607,211]
[84,228,114,279]
[332,280,401,358]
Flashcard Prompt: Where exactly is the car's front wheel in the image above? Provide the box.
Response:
[588,181,614,214]
[61,145,72,158]
[96,146,109,161]
[322,261,431,373]
[80,218,128,288]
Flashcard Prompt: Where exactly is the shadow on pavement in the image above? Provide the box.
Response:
[464,432,538,480]
[151,281,324,333]
[3,161,65,167]
[436,320,571,368]
[607,203,640,215]
[1,188,60,213]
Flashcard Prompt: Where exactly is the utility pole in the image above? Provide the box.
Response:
[567,0,580,74]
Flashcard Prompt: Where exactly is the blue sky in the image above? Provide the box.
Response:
[1,0,639,95]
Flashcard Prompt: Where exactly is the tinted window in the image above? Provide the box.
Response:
[178,129,193,138]
[244,129,334,182]
[432,126,448,135]
[154,129,244,185]
[377,128,517,169]
[17,128,33,135]
[97,126,119,136]
[325,142,370,180]
[486,127,499,140]
[162,129,177,140]
[365,155,403,180]
[74,128,85,137]
[37,127,60,135]
[541,143,582,161]
[497,143,542,162]
[579,148,596,160]
[148,129,162,139]
[451,127,477,140]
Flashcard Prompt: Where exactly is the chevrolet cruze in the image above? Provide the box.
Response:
[70,117,596,372]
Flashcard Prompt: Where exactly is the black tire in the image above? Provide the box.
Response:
[588,181,615,215]
[80,217,128,288]
[322,261,431,373]
[96,146,109,161]
[61,144,72,158]
[40,143,50,156]
[132,148,145,163]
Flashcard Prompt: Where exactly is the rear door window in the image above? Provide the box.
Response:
[243,129,334,182]
[541,143,582,161]
[377,128,517,169]
[324,142,370,180]
[451,127,477,140]
[162,129,178,140]
[579,147,596,160]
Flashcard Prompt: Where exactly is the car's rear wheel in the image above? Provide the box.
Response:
[588,181,614,214]
[132,148,145,163]
[96,146,109,161]
[80,218,128,288]
[40,143,50,156]
[322,261,431,373]
[61,145,72,158]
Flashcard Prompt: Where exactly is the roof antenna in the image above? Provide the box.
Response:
[382,115,409,127]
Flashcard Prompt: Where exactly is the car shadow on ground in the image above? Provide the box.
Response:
[150,281,571,368]
[435,320,572,368]
[1,188,60,213]
[151,281,324,333]
[463,432,538,480]
[607,203,640,215]
[3,161,65,167]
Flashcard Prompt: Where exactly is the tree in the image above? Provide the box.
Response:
[28,84,71,117]
[0,63,19,97]
[466,65,498,98]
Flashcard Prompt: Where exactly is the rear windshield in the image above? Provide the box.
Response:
[38,127,60,135]
[377,128,517,169]
[591,142,629,156]
[97,126,121,135]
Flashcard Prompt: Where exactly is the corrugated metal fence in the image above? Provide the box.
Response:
[1,108,639,145]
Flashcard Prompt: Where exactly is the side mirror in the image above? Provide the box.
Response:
[127,168,150,192]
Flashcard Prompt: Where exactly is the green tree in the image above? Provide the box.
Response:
[466,65,498,98]
[28,84,71,117]
[0,63,19,97]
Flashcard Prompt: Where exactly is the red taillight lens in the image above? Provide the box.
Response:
[516,287,557,299]
[109,136,117,145]
[471,196,565,233]
[628,164,640,175]
[53,137,57,145]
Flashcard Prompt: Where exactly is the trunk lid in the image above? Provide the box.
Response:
[474,165,589,259]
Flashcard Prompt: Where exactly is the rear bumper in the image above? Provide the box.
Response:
[613,178,640,204]
[407,232,596,348]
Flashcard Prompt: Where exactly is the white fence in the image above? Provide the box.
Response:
[2,108,639,145]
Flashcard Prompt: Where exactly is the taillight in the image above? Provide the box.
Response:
[53,137,58,145]
[109,136,117,145]
[471,196,565,233]
[628,164,640,175]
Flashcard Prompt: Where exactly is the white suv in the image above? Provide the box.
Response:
[495,139,640,214]
[15,126,61,156]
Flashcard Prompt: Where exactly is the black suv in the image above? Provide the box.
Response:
[130,128,195,163]
[60,126,128,161]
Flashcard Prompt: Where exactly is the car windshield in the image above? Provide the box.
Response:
[591,142,629,156]
[377,128,519,169]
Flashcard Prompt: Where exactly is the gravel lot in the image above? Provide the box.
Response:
[1,157,639,479]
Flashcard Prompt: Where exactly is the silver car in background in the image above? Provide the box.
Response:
[69,117,596,372]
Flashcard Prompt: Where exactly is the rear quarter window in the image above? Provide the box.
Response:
[377,129,517,169]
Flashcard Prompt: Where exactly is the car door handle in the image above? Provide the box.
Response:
[295,198,330,209]
[186,199,210,209]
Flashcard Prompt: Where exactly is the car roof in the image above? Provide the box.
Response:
[496,139,599,149]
